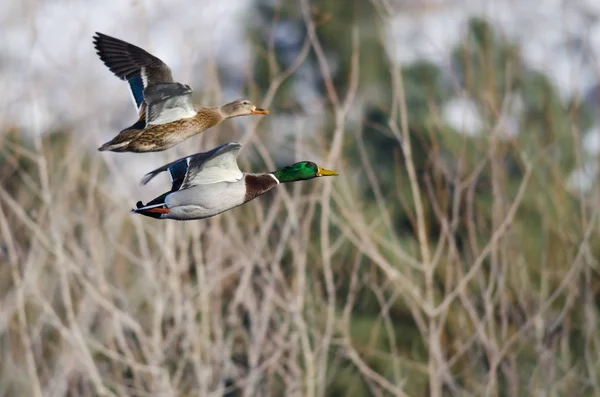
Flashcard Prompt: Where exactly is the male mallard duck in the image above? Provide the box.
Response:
[132,142,338,220]
[93,33,269,153]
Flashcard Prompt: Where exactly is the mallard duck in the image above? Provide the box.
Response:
[93,32,269,153]
[132,142,338,220]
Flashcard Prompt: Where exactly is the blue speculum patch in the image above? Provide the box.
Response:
[128,74,145,109]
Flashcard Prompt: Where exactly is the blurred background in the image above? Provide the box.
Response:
[2,0,600,396]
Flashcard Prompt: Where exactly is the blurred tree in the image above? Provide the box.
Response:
[243,5,600,394]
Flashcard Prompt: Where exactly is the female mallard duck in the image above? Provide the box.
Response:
[93,33,269,153]
[132,142,338,220]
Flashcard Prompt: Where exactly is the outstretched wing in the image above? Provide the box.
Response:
[141,142,243,191]
[93,32,174,115]
[143,82,197,125]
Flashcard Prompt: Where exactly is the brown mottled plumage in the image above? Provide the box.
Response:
[99,106,225,153]
[93,32,268,153]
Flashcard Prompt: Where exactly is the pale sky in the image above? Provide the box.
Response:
[4,0,599,136]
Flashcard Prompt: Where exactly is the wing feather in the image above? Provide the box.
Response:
[183,144,243,188]
[144,83,196,125]
[93,32,174,115]
[141,142,243,190]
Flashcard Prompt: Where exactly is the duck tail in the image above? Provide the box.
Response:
[98,133,131,152]
[98,138,131,152]
[131,201,170,219]
[98,125,145,152]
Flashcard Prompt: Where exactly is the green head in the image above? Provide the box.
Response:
[272,161,338,183]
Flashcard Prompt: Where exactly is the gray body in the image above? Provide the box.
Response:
[163,176,252,220]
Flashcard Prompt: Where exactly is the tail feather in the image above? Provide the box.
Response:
[131,195,171,219]
[131,203,170,219]
[98,140,130,152]
[135,202,166,210]
[97,126,145,152]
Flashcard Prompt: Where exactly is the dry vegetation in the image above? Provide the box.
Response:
[1,1,600,396]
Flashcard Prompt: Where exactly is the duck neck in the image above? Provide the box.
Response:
[193,106,225,129]
[218,103,241,120]
[243,173,280,203]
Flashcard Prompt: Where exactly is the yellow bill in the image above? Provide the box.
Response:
[317,166,339,176]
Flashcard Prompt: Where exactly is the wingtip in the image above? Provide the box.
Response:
[140,173,154,186]
[223,142,242,151]
[92,32,103,43]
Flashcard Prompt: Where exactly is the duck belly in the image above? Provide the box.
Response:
[164,181,246,220]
